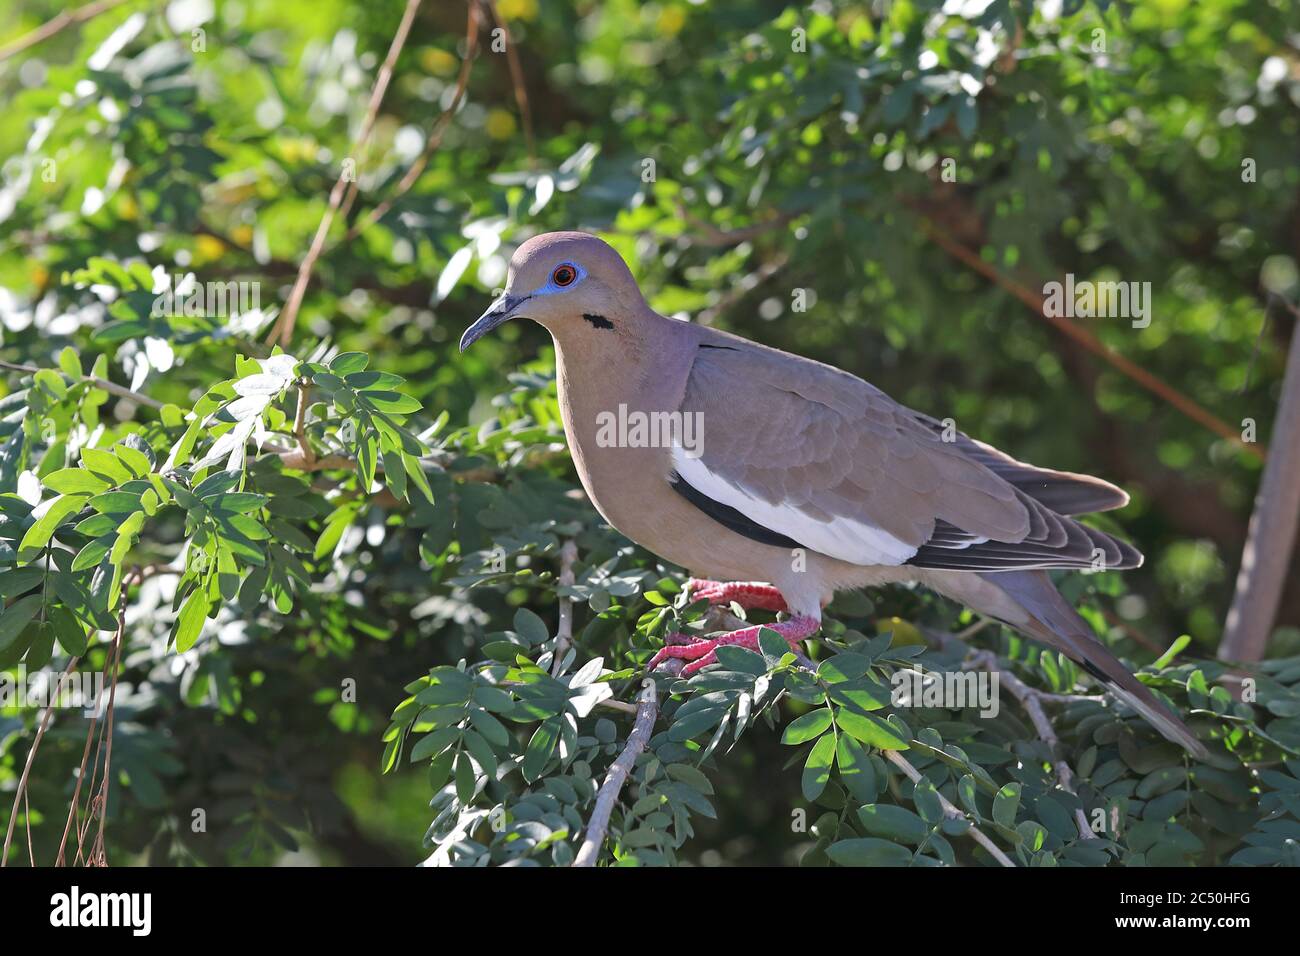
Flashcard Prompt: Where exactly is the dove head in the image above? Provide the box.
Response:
[459,232,648,352]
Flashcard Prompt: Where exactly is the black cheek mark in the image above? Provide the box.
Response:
[582,313,614,330]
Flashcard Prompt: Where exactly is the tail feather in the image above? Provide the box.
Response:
[981,571,1209,759]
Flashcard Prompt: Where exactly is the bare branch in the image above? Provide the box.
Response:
[89,581,133,866]
[966,649,1095,841]
[346,1,483,241]
[265,0,424,347]
[573,659,684,866]
[2,655,80,867]
[0,359,166,410]
[882,749,1018,867]
[550,539,578,676]
[485,0,535,165]
[0,0,131,64]
[913,214,1265,462]
[1220,303,1300,661]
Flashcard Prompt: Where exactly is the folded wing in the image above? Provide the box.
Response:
[672,341,1141,571]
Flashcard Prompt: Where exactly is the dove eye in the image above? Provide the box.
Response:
[551,264,577,287]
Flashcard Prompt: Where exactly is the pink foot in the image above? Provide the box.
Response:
[685,578,788,613]
[647,616,820,676]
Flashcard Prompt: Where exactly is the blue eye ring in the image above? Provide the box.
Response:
[551,263,578,287]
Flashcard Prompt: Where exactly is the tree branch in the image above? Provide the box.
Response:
[966,649,1095,841]
[550,539,578,676]
[265,0,424,347]
[572,658,684,866]
[1219,304,1300,661]
[913,214,1266,462]
[0,359,166,410]
[0,0,130,64]
[485,0,535,165]
[345,1,483,241]
[1,654,80,867]
[882,749,1018,867]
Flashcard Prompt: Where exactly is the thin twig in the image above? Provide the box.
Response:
[572,659,684,866]
[89,589,130,866]
[674,202,795,248]
[2,655,80,867]
[915,217,1266,462]
[345,1,482,241]
[550,539,578,676]
[56,673,105,867]
[265,0,424,347]
[0,0,129,64]
[23,786,34,866]
[485,0,535,165]
[292,381,314,464]
[883,749,1017,867]
[967,649,1094,841]
[0,359,165,410]
[697,253,789,326]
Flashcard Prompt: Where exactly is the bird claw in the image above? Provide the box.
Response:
[647,617,820,677]
[647,634,727,676]
[683,579,787,613]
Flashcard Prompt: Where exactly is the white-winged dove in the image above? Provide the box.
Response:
[461,231,1206,757]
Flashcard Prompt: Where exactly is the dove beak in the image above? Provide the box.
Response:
[460,292,532,352]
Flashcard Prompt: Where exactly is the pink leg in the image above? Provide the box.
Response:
[648,616,820,676]
[685,578,788,613]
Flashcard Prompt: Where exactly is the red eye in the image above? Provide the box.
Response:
[552,264,577,287]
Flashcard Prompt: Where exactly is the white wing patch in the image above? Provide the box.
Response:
[671,447,919,566]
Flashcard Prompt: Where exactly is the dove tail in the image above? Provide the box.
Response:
[980,571,1209,759]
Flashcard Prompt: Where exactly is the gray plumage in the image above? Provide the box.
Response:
[460,231,1207,758]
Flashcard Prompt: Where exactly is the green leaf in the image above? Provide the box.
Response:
[49,604,89,655]
[801,732,836,801]
[835,708,910,750]
[410,727,459,762]
[469,708,510,748]
[856,804,930,843]
[826,837,912,867]
[58,346,82,379]
[173,589,211,652]
[18,495,88,557]
[212,493,267,514]
[513,607,549,645]
[0,594,43,652]
[835,733,878,803]
[713,644,766,674]
[79,447,131,484]
[114,443,153,478]
[0,568,44,598]
[361,391,421,414]
[72,534,114,572]
[455,750,476,803]
[993,783,1021,828]
[782,707,833,745]
[329,352,369,375]
[522,718,560,782]
[818,651,873,683]
[87,491,143,515]
[42,468,110,496]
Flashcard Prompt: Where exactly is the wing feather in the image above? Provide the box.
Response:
[677,337,1141,571]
